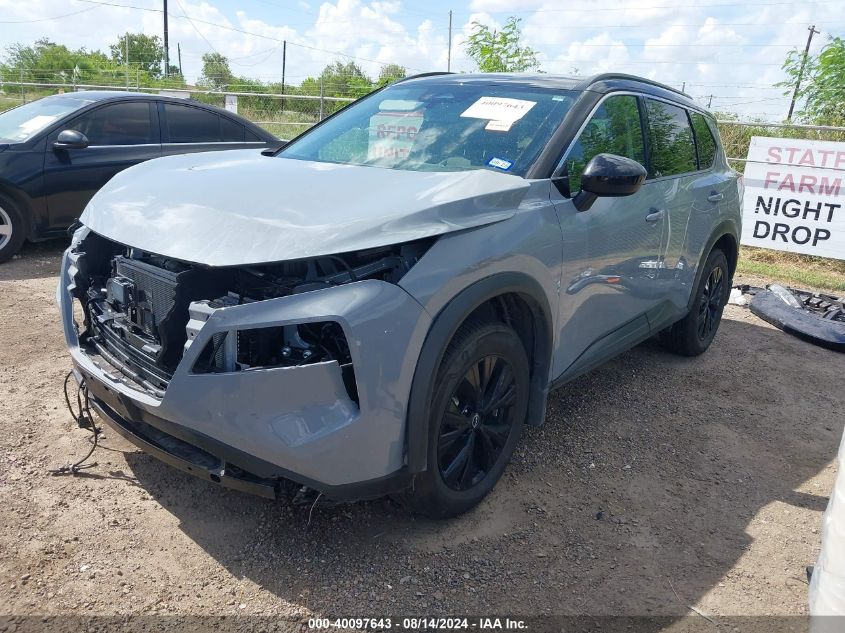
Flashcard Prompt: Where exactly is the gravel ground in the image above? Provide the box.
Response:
[1,240,843,625]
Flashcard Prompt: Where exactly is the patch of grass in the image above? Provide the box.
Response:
[737,246,845,292]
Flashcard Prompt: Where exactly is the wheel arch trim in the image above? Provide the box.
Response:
[406,272,554,474]
[687,220,739,313]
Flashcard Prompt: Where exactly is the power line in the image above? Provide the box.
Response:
[453,0,843,14]
[173,0,220,55]
[75,0,425,70]
[0,5,99,23]
[513,21,845,30]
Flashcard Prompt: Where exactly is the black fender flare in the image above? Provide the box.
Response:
[686,220,739,313]
[406,272,554,474]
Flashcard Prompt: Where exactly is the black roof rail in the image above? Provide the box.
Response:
[580,73,691,98]
[395,71,455,83]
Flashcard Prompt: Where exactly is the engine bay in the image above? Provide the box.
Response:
[68,230,432,398]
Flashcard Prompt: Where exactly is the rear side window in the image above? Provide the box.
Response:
[565,95,645,193]
[644,99,697,178]
[690,112,717,169]
[164,104,220,143]
[68,102,153,145]
[221,117,244,142]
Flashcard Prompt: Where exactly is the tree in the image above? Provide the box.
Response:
[3,38,115,83]
[465,17,539,73]
[779,36,845,125]
[377,63,407,87]
[300,61,374,98]
[109,33,164,77]
[199,52,233,90]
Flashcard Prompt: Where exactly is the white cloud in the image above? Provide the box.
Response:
[468,0,544,12]
[553,33,630,75]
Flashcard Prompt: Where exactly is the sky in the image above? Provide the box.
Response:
[0,0,842,121]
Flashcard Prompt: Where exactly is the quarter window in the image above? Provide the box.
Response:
[164,104,221,143]
[690,111,717,170]
[565,95,645,193]
[67,102,153,145]
[221,117,244,142]
[644,100,697,178]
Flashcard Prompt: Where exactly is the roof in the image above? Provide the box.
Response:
[398,71,701,111]
[45,90,152,102]
[39,90,277,140]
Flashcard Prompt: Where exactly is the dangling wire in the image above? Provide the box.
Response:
[49,370,100,476]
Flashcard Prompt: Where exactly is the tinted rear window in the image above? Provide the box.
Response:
[165,104,220,143]
[690,112,717,169]
[221,117,244,142]
[645,99,697,178]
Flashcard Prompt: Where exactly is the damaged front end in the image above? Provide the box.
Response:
[59,227,433,500]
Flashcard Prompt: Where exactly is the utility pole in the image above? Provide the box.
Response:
[681,81,685,93]
[787,24,820,122]
[281,40,287,94]
[125,33,129,88]
[447,10,452,72]
[177,42,183,77]
[163,0,170,77]
[707,94,713,108]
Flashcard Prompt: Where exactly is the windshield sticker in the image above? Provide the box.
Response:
[367,109,424,161]
[378,100,424,111]
[485,120,513,132]
[488,157,513,171]
[461,96,536,124]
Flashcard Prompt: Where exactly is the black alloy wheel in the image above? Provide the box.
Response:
[437,354,517,491]
[661,248,730,356]
[697,265,725,341]
[407,320,529,518]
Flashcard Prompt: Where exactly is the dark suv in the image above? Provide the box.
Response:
[59,73,741,516]
[0,91,277,262]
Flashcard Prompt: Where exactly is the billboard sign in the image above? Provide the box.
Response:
[741,136,844,260]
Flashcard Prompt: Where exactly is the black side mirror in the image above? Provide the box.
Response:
[573,153,647,212]
[53,130,89,150]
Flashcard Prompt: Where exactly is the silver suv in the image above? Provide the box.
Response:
[58,73,741,517]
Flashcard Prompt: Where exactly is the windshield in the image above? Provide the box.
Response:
[280,82,577,177]
[0,96,94,143]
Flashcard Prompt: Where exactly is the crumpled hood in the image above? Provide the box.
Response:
[81,149,531,266]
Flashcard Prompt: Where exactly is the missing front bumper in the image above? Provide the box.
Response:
[82,371,414,502]
[89,392,278,499]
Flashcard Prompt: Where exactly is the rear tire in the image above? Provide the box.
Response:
[407,320,530,518]
[0,196,26,264]
[662,249,730,356]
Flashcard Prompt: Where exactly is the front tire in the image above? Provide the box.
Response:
[662,249,730,356]
[408,320,530,518]
[0,196,26,264]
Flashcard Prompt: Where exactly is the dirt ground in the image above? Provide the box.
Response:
[1,240,843,626]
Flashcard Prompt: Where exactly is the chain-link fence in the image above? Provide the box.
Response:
[717,120,845,170]
[4,79,845,160]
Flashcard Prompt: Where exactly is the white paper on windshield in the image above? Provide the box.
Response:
[461,97,536,124]
[485,120,513,132]
[367,109,425,161]
[18,115,57,135]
